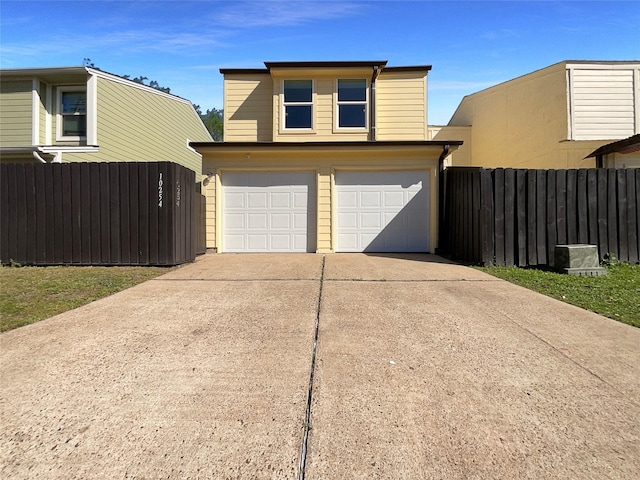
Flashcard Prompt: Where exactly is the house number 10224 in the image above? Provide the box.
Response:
[158,172,164,207]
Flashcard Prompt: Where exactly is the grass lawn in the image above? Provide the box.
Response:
[0,265,173,332]
[477,262,640,327]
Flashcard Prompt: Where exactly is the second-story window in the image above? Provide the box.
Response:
[58,87,87,139]
[283,80,313,129]
[337,79,367,128]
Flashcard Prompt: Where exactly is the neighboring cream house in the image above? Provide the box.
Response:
[192,61,461,253]
[586,134,640,168]
[0,66,212,174]
[432,61,640,169]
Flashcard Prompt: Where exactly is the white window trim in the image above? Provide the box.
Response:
[56,86,88,141]
[335,78,369,132]
[281,79,315,133]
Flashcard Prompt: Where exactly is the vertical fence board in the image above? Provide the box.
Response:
[148,163,160,265]
[35,166,47,264]
[52,165,64,263]
[494,169,505,266]
[6,165,19,263]
[536,170,547,265]
[504,169,515,267]
[526,170,537,265]
[15,165,28,264]
[516,169,527,266]
[129,165,140,265]
[546,170,557,266]
[607,169,619,258]
[566,170,578,245]
[24,165,37,265]
[80,163,92,264]
[61,165,73,264]
[597,169,609,257]
[587,170,598,247]
[138,163,150,265]
[119,165,131,264]
[99,164,111,263]
[461,172,467,259]
[0,165,10,263]
[70,164,82,263]
[480,169,494,265]
[472,170,481,262]
[90,165,102,263]
[627,169,639,264]
[44,166,56,263]
[617,170,628,261]
[109,164,121,264]
[556,170,567,245]
[577,169,589,244]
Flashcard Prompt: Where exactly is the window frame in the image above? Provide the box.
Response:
[281,79,315,132]
[56,86,87,141]
[335,78,369,131]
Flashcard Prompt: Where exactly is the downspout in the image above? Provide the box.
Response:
[369,66,381,141]
[32,150,47,163]
[437,144,450,254]
[596,154,603,168]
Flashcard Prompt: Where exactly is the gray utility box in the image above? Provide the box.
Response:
[554,244,606,276]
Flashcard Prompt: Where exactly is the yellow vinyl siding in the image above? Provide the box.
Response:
[376,72,427,140]
[224,74,273,142]
[0,80,32,146]
[89,76,210,174]
[317,166,332,252]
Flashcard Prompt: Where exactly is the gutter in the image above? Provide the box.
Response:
[437,144,450,254]
[369,65,382,141]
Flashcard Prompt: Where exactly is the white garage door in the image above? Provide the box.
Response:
[222,171,316,252]
[336,170,430,252]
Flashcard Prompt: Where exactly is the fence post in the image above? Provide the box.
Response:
[480,169,494,266]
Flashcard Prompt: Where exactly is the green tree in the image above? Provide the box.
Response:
[195,106,223,141]
[122,75,171,94]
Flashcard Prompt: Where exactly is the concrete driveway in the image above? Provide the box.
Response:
[1,254,639,479]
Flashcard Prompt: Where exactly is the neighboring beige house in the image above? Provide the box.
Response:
[586,134,640,168]
[432,61,640,169]
[0,66,212,175]
[192,61,461,253]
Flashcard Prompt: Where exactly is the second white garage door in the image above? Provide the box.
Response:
[336,170,430,252]
[222,171,316,252]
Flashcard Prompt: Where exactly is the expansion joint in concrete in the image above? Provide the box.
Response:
[297,254,325,480]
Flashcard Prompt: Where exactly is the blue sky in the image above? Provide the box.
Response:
[2,0,639,125]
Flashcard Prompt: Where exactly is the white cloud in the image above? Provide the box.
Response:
[210,0,363,28]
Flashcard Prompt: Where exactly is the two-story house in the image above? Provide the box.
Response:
[0,66,212,175]
[192,61,461,254]
[432,60,640,169]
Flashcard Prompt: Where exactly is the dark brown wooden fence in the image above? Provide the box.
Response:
[441,167,640,266]
[1,162,201,266]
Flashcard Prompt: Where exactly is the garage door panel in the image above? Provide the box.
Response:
[225,213,245,229]
[361,191,381,207]
[248,235,268,250]
[336,170,429,252]
[271,213,290,229]
[223,171,316,253]
[271,192,291,208]
[248,192,267,208]
[293,192,308,208]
